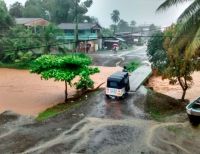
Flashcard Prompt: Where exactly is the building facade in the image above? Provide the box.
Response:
[57,23,102,52]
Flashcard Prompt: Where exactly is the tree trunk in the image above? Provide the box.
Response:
[65,81,68,103]
[181,89,186,102]
[177,77,188,102]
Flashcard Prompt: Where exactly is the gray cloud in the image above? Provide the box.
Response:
[87,0,191,27]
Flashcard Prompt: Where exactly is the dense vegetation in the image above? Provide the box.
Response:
[9,0,94,23]
[146,0,200,101]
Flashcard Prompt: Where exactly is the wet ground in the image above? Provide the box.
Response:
[0,46,199,154]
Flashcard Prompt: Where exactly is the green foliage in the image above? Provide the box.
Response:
[148,24,200,101]
[37,98,84,121]
[147,31,168,72]
[157,0,200,58]
[30,54,99,92]
[75,67,99,90]
[111,10,120,34]
[75,76,94,90]
[0,26,41,63]
[117,19,130,32]
[119,42,129,50]
[39,23,65,54]
[125,60,140,72]
[23,0,46,18]
[101,28,114,37]
[42,0,93,23]
[111,10,120,24]
[9,2,23,17]
[0,0,13,31]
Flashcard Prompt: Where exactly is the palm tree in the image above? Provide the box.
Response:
[111,10,120,34]
[130,20,136,33]
[157,0,200,57]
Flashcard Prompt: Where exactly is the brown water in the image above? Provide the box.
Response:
[0,67,121,116]
[148,72,200,101]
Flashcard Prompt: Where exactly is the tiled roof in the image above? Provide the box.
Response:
[15,18,42,25]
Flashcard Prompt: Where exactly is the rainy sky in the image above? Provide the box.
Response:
[5,0,191,28]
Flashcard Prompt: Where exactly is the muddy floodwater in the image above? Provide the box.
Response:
[0,67,121,116]
[148,71,200,101]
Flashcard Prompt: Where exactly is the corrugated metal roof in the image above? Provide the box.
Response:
[58,23,101,30]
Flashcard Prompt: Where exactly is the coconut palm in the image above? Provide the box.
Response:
[157,0,200,57]
[111,10,120,34]
[130,20,136,33]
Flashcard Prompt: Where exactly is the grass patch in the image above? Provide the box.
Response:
[125,60,140,72]
[146,90,186,122]
[37,99,84,121]
[36,90,101,121]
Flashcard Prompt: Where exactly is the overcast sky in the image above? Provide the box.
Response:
[5,0,191,28]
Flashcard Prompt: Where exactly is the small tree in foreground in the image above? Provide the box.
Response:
[30,54,99,103]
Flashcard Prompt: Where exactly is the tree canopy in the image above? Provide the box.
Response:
[147,31,168,72]
[157,0,200,57]
[147,25,200,101]
[0,0,13,31]
[30,54,99,102]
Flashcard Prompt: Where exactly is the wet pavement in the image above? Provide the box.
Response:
[0,46,197,154]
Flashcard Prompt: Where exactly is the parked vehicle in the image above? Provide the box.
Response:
[106,72,130,99]
[186,97,200,125]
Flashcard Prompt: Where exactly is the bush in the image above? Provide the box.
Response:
[125,60,140,72]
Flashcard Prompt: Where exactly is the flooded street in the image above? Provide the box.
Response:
[0,47,199,154]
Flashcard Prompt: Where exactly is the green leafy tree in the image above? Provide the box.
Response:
[130,20,136,33]
[157,0,200,57]
[0,0,13,32]
[111,10,120,34]
[9,2,24,17]
[117,19,130,32]
[101,28,114,37]
[1,26,41,63]
[30,54,99,102]
[23,0,46,18]
[39,23,64,54]
[148,25,200,101]
[147,31,168,72]
[43,0,93,23]
[162,25,200,101]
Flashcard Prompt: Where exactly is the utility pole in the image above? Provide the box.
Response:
[74,0,79,52]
